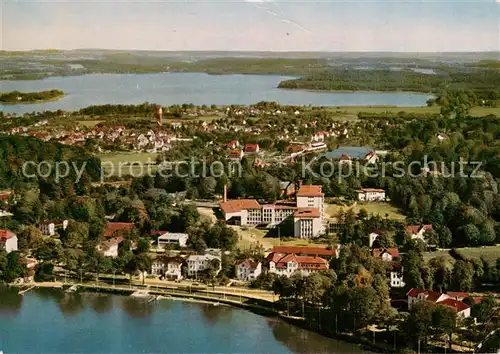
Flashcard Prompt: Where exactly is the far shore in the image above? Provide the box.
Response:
[0,94,66,105]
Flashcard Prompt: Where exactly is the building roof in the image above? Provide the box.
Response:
[103,222,135,237]
[229,149,243,158]
[100,236,124,249]
[406,288,445,303]
[244,143,259,153]
[151,230,168,236]
[439,298,470,312]
[272,246,336,257]
[0,229,16,240]
[238,259,260,269]
[219,199,261,214]
[294,207,320,218]
[446,292,469,300]
[296,185,323,197]
[358,188,385,193]
[275,254,328,270]
[158,233,188,241]
[372,248,400,259]
[407,224,432,235]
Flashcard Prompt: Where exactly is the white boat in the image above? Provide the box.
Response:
[130,290,150,298]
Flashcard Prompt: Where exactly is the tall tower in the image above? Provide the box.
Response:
[155,106,163,127]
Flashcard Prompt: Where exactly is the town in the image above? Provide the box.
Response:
[1,96,500,353]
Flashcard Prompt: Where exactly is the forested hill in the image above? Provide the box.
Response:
[0,136,101,190]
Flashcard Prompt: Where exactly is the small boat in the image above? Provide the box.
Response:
[213,302,220,307]
[65,285,78,293]
[130,290,150,298]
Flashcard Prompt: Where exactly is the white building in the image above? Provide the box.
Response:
[97,237,123,258]
[407,224,433,243]
[0,229,18,253]
[368,232,379,247]
[39,220,69,236]
[157,232,188,249]
[236,259,262,281]
[187,254,221,277]
[364,151,379,164]
[267,253,329,278]
[372,248,405,288]
[219,184,325,239]
[407,289,471,318]
[357,188,386,202]
[152,256,185,280]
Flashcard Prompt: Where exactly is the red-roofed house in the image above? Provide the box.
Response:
[228,149,244,161]
[268,254,329,277]
[0,229,17,253]
[407,224,433,243]
[225,140,240,149]
[97,237,124,258]
[407,288,470,317]
[103,222,135,237]
[236,259,262,281]
[339,154,352,166]
[364,151,378,164]
[244,143,260,155]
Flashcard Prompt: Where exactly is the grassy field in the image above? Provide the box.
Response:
[233,226,325,251]
[76,120,104,127]
[326,202,406,221]
[423,245,500,265]
[98,152,159,177]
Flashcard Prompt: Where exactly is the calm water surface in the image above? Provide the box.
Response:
[0,73,431,115]
[0,286,366,353]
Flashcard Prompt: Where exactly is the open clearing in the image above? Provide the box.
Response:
[423,245,500,265]
[326,202,406,221]
[233,226,323,252]
[98,152,159,177]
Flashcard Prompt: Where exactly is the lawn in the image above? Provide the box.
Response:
[326,202,406,221]
[98,152,159,177]
[76,120,104,127]
[423,245,500,265]
[234,226,326,252]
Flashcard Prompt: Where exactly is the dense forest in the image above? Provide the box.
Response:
[0,89,65,103]
[278,68,500,105]
[0,136,101,190]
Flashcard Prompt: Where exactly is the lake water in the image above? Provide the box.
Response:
[0,286,366,353]
[0,73,431,115]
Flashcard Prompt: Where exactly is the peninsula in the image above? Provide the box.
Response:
[0,89,65,104]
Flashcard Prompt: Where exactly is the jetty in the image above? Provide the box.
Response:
[18,285,36,295]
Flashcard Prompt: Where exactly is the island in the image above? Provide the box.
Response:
[0,89,65,104]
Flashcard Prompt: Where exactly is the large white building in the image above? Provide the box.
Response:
[407,289,471,318]
[0,229,18,253]
[39,220,69,236]
[97,236,123,258]
[267,253,329,278]
[219,184,325,239]
[151,256,185,280]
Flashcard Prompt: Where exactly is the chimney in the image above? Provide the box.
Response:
[223,184,227,203]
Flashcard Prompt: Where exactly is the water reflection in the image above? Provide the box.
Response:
[0,286,22,317]
[58,293,85,316]
[122,297,154,319]
[267,317,367,354]
[199,303,232,325]
[86,293,114,314]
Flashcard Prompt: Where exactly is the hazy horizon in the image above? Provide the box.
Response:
[3,0,500,52]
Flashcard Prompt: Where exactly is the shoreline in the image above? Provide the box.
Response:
[10,281,393,353]
[277,86,433,95]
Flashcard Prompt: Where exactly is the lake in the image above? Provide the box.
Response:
[0,286,367,353]
[0,73,431,115]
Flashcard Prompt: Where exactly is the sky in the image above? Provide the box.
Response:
[2,0,500,52]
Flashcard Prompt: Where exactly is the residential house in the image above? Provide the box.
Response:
[368,232,379,247]
[39,219,69,236]
[244,143,260,155]
[228,149,244,161]
[225,140,240,149]
[152,256,185,280]
[97,237,123,258]
[186,254,221,277]
[236,259,262,281]
[407,288,471,318]
[0,229,18,253]
[155,232,189,249]
[357,188,386,202]
[267,253,329,277]
[364,151,379,164]
[407,224,433,243]
[372,247,405,288]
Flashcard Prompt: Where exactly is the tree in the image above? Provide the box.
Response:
[126,253,152,285]
[136,238,151,254]
[457,224,480,246]
[450,260,474,291]
[1,251,26,283]
[432,305,457,349]
[17,226,43,250]
[403,301,434,350]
